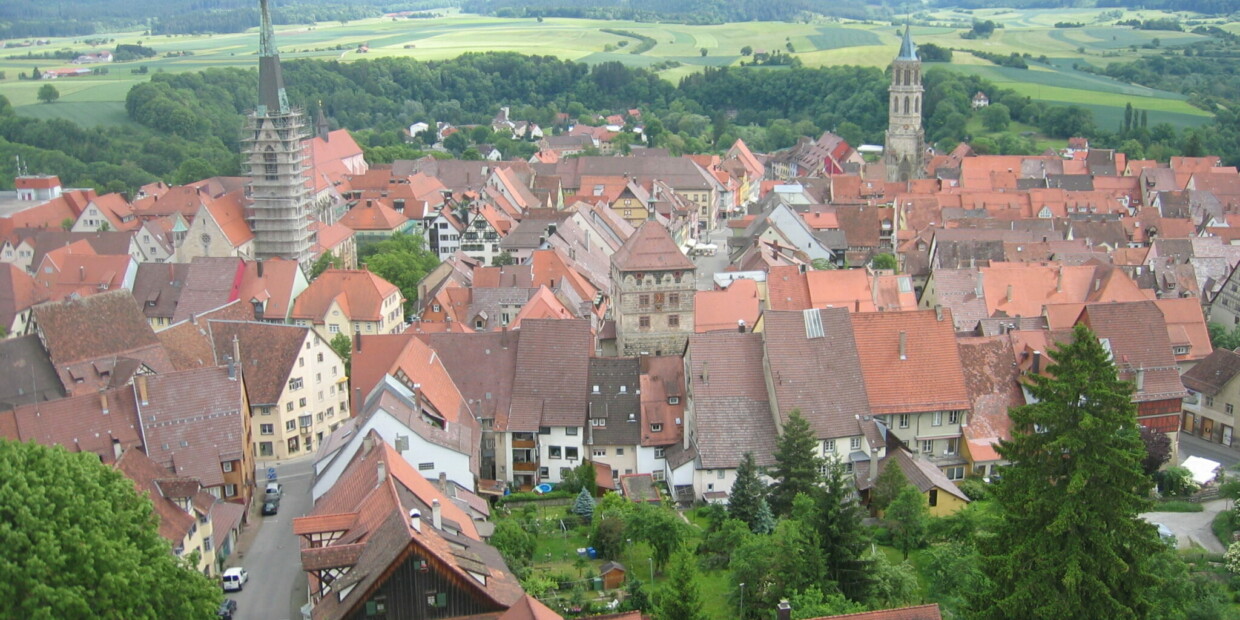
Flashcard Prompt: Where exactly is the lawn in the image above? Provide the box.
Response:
[0,8,1223,135]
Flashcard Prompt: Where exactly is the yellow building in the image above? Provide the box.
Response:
[290,268,405,342]
[115,449,220,576]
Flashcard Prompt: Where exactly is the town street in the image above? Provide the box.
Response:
[226,456,314,620]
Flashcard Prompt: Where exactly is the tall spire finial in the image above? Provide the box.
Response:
[257,0,290,114]
[897,23,918,61]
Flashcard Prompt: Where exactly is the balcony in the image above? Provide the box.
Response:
[512,439,536,449]
[513,461,539,472]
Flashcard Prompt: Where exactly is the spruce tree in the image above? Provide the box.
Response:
[869,460,909,514]
[656,547,708,620]
[769,409,825,516]
[885,485,928,560]
[974,324,1163,619]
[571,487,595,522]
[728,451,768,532]
[809,459,874,603]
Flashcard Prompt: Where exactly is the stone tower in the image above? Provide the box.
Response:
[243,0,314,264]
[611,221,696,357]
[884,25,925,183]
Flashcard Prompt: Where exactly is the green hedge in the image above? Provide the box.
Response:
[1155,500,1206,512]
[1211,510,1235,548]
[496,489,574,507]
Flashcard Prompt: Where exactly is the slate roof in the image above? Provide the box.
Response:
[610,221,694,272]
[763,309,870,440]
[208,320,308,406]
[138,368,246,488]
[685,331,778,469]
[587,357,641,446]
[510,319,592,430]
[1182,348,1240,396]
[850,310,971,416]
[298,432,522,620]
[0,335,64,408]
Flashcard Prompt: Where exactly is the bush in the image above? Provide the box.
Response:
[1155,466,1199,498]
[496,489,574,506]
[1212,509,1236,548]
[1155,500,1205,512]
[1226,542,1240,574]
[873,526,892,545]
[957,478,989,501]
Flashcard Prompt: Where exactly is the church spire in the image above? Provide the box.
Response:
[257,0,289,115]
[897,24,918,61]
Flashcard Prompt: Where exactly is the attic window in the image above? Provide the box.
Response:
[592,385,600,394]
[1173,346,1189,355]
[650,423,663,433]
[668,396,680,405]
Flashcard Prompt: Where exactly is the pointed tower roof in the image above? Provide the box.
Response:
[611,221,695,272]
[257,0,290,115]
[897,24,918,61]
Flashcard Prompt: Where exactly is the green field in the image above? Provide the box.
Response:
[0,8,1221,131]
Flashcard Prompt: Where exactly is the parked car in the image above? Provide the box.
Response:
[218,598,238,619]
[262,499,279,516]
[222,567,248,592]
[264,482,283,502]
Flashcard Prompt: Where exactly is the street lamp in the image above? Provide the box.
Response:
[739,582,746,619]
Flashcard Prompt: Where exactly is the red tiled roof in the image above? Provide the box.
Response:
[339,198,409,232]
[1077,301,1187,403]
[510,319,592,430]
[851,310,970,415]
[208,320,310,406]
[695,279,760,333]
[139,368,247,488]
[611,221,694,272]
[291,269,401,323]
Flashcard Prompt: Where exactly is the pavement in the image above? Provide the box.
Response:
[692,226,732,291]
[223,456,315,620]
[1141,498,1230,554]
[1177,431,1240,468]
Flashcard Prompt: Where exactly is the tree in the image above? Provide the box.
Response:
[870,461,909,514]
[871,253,897,272]
[806,459,874,602]
[360,233,439,310]
[310,250,343,280]
[768,409,824,516]
[491,251,515,266]
[974,324,1165,619]
[60,217,74,231]
[560,459,597,496]
[700,47,708,57]
[886,485,929,559]
[443,131,467,154]
[0,440,220,618]
[31,66,41,80]
[627,503,686,571]
[787,586,865,619]
[37,84,59,104]
[741,45,753,56]
[1138,425,1171,477]
[731,511,826,618]
[491,518,537,577]
[656,547,707,620]
[171,157,214,185]
[728,452,771,533]
[980,102,1011,132]
[867,550,919,609]
[591,514,627,561]
[571,488,596,522]
[698,518,752,570]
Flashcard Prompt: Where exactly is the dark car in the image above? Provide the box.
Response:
[262,499,279,515]
[218,598,237,619]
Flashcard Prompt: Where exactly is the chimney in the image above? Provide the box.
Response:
[975,271,983,297]
[79,265,85,281]
[934,304,943,321]
[410,509,422,533]
[777,600,792,620]
[432,498,442,530]
[257,260,264,278]
[898,330,907,361]
[737,319,746,333]
[1032,351,1042,374]
[99,390,109,414]
[362,434,374,455]
[231,335,241,381]
[869,447,880,483]
[377,461,387,487]
[1056,267,1063,293]
[1006,284,1013,303]
[438,471,448,492]
[112,438,123,462]
[1136,368,1145,391]
[227,356,236,381]
[136,375,149,406]
[354,330,362,353]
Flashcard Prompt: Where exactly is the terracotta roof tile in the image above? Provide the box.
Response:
[809,603,942,620]
[0,384,142,463]
[114,449,198,545]
[850,310,970,415]
[1183,348,1240,395]
[172,257,245,324]
[695,279,760,333]
[138,368,247,489]
[611,221,694,272]
[208,320,309,405]
[426,331,518,432]
[31,289,164,367]
[956,336,1020,446]
[511,320,592,430]
[340,198,410,232]
[1077,301,1186,402]
[291,269,401,324]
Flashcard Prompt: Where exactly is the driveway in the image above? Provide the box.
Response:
[1141,498,1230,553]
[225,456,314,620]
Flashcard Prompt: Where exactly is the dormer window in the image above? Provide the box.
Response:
[668,396,680,405]
[650,423,663,433]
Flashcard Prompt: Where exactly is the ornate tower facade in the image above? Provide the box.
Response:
[611,221,697,357]
[884,26,925,183]
[243,0,314,264]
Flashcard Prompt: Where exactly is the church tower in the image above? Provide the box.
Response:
[884,25,925,183]
[243,0,314,264]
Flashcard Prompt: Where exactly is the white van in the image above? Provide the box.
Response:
[221,567,248,592]
[264,482,283,501]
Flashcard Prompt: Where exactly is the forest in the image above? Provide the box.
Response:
[0,50,1225,193]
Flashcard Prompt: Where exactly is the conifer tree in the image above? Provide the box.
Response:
[728,451,769,532]
[571,487,595,522]
[769,409,824,516]
[657,547,708,620]
[869,460,909,514]
[974,324,1163,619]
[808,459,874,603]
[886,485,928,560]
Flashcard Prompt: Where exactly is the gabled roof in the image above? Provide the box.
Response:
[0,383,142,464]
[1183,348,1240,396]
[114,448,198,545]
[510,319,592,430]
[172,257,245,324]
[810,603,942,620]
[32,289,161,367]
[1076,301,1186,402]
[639,355,684,447]
[683,331,778,469]
[339,198,409,232]
[0,263,45,329]
[0,335,64,408]
[957,335,1021,452]
[298,433,522,620]
[131,263,190,321]
[763,309,870,439]
[291,269,401,323]
[509,286,575,327]
[427,331,519,432]
[208,320,309,405]
[239,258,303,321]
[695,278,760,333]
[587,357,641,446]
[611,221,694,272]
[139,368,246,488]
[202,191,254,247]
[850,310,970,415]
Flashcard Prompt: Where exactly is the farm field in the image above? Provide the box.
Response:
[0,8,1222,130]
